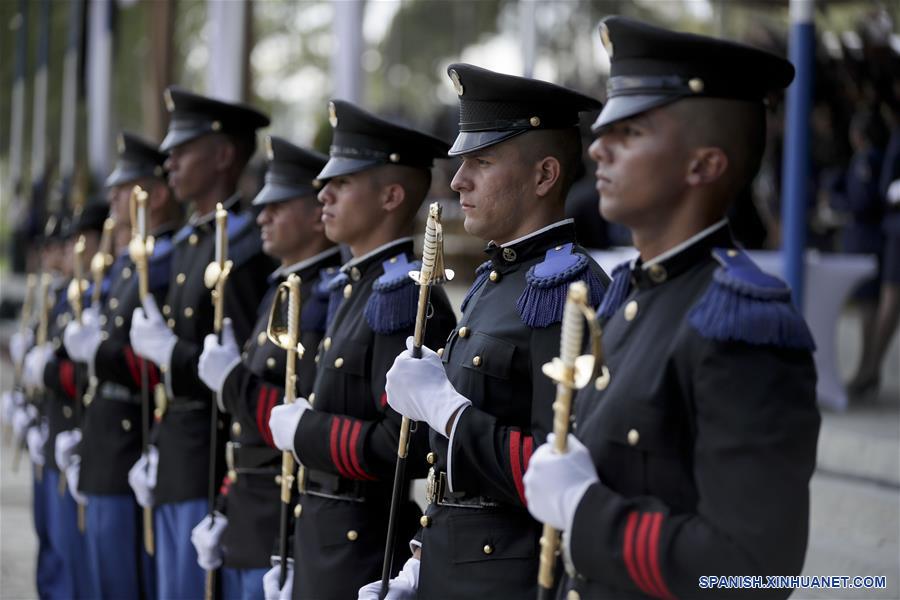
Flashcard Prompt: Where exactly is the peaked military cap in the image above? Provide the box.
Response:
[71,201,109,235]
[253,136,329,206]
[593,16,795,132]
[160,86,271,152]
[445,63,602,156]
[317,99,450,181]
[105,131,168,188]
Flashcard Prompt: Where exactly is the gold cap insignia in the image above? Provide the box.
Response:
[449,69,464,96]
[328,102,338,128]
[599,23,614,58]
[117,133,126,154]
[164,89,175,112]
[265,136,274,160]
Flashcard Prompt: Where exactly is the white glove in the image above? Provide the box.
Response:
[65,457,88,505]
[63,306,102,364]
[523,433,599,531]
[358,556,420,600]
[23,344,54,391]
[190,512,229,571]
[26,422,48,466]
[262,556,294,600]
[130,296,177,368]
[887,179,900,206]
[128,446,159,509]
[198,318,241,396]
[269,399,311,453]
[12,404,37,442]
[10,328,34,368]
[386,337,471,437]
[54,429,82,471]
[2,389,23,424]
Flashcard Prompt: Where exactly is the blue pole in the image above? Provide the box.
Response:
[781,0,815,308]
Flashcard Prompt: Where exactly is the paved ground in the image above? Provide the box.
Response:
[0,305,897,600]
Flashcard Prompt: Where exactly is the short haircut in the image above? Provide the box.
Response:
[372,164,433,219]
[513,128,583,198]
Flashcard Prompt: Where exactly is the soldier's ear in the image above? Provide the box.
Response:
[213,137,238,172]
[534,156,562,198]
[380,182,406,213]
[685,147,728,187]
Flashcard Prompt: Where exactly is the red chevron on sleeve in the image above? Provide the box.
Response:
[328,416,376,481]
[347,419,375,481]
[329,416,352,478]
[508,429,534,505]
[123,347,142,388]
[60,360,77,400]
[255,385,279,448]
[623,511,676,600]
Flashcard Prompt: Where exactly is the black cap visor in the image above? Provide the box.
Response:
[105,164,162,189]
[316,156,384,182]
[448,129,528,157]
[252,181,319,207]
[159,126,212,153]
[591,94,687,134]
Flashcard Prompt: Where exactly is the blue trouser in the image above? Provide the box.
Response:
[33,466,69,599]
[44,468,96,599]
[222,567,268,600]
[156,498,207,600]
[84,494,156,600]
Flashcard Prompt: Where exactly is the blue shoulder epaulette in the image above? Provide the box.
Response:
[461,260,492,314]
[365,254,420,335]
[227,212,262,270]
[597,261,632,320]
[325,269,349,328]
[687,248,816,350]
[301,267,337,334]
[172,224,194,246]
[148,235,175,293]
[516,243,606,328]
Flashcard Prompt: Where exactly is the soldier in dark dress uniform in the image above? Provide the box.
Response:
[128,87,275,599]
[523,17,821,600]
[374,65,607,599]
[265,100,457,599]
[27,204,107,600]
[193,136,340,599]
[62,131,179,599]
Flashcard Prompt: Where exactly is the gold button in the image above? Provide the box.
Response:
[115,316,124,328]
[266,357,277,369]
[389,153,400,163]
[343,284,352,298]
[529,116,541,127]
[458,327,469,338]
[121,419,132,431]
[624,300,638,322]
[163,304,171,316]
[232,422,242,436]
[647,264,666,284]
[350,267,361,281]
[595,369,610,391]
[53,339,62,351]
[308,393,316,404]
[122,267,132,279]
[567,591,581,600]
[688,77,704,93]
[727,249,739,257]
[420,515,431,527]
[334,357,344,368]
[167,318,176,329]
[314,355,320,364]
[502,247,517,262]
[241,352,248,360]
[488,271,499,282]
[100,331,109,341]
[275,475,282,485]
[436,348,444,357]
[99,315,108,326]
[189,233,199,246]
[346,530,358,541]
[257,331,267,346]
[184,307,194,318]
[627,428,640,446]
[323,337,331,351]
[176,273,186,285]
[109,298,119,310]
[229,470,238,483]
[426,452,436,465]
[483,544,493,555]
[294,504,302,518]
[63,406,73,419]
[472,356,481,367]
